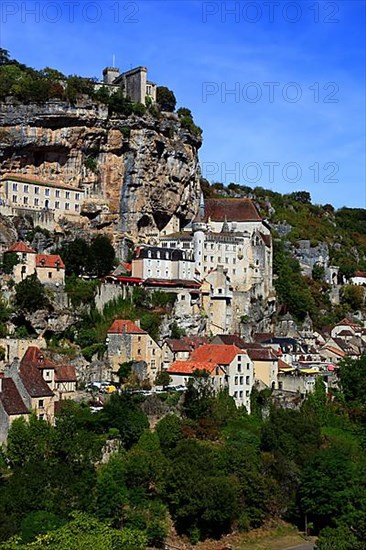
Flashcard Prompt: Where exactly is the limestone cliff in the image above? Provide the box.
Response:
[0,98,202,237]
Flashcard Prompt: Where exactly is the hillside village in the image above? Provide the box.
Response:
[1,52,366,550]
[1,178,366,441]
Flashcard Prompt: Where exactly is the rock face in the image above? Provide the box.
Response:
[0,98,202,238]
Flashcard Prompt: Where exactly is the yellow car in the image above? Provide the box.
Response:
[104,384,117,394]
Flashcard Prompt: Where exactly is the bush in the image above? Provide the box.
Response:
[15,274,49,312]
[156,86,176,112]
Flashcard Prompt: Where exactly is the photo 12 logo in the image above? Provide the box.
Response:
[201,2,340,24]
[1,1,139,24]
[202,81,339,104]
[202,161,339,185]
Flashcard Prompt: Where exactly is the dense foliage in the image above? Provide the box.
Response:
[56,235,115,278]
[1,362,365,548]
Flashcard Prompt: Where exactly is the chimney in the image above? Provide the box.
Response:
[135,319,141,328]
[0,377,2,392]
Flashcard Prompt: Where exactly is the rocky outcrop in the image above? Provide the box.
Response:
[0,98,202,238]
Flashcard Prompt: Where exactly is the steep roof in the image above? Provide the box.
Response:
[36,254,65,269]
[167,360,217,375]
[7,242,35,254]
[0,378,29,416]
[190,344,245,365]
[21,346,55,370]
[204,198,262,222]
[108,319,146,334]
[19,363,54,398]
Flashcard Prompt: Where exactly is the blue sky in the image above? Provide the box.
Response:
[1,0,365,208]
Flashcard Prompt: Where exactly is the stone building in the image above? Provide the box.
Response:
[132,245,196,282]
[159,197,274,334]
[0,174,85,220]
[107,319,162,382]
[101,65,157,104]
[4,242,65,285]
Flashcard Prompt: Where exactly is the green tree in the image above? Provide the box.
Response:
[101,394,149,449]
[154,370,171,388]
[156,86,176,112]
[89,235,115,277]
[14,274,48,312]
[340,284,364,311]
[2,252,18,275]
[20,511,64,543]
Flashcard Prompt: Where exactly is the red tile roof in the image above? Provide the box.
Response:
[278,358,293,370]
[167,360,218,375]
[36,254,65,269]
[204,198,262,222]
[190,344,245,365]
[354,271,366,278]
[55,365,76,382]
[108,319,146,334]
[7,242,35,254]
[0,378,29,416]
[213,334,247,348]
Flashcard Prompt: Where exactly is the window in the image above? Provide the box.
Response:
[34,198,39,206]
[75,203,79,211]
[23,185,29,193]
[45,188,50,196]
[65,203,70,210]
[234,376,238,385]
[48,272,52,279]
[239,390,243,398]
[75,193,80,200]
[239,376,243,384]
[39,413,45,420]
[38,399,44,409]
[218,288,222,294]
[234,391,238,398]
[55,201,60,209]
[247,363,250,370]
[237,364,242,372]
[12,183,17,191]
[65,191,70,199]
[210,256,214,262]
[23,197,28,205]
[246,376,250,384]
[55,190,60,198]
[246,390,250,396]
[137,349,141,355]
[138,336,141,342]
[12,195,17,203]
[35,186,39,194]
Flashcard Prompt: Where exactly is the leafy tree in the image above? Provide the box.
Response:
[154,370,171,388]
[2,252,18,275]
[101,394,149,449]
[0,512,147,549]
[14,274,49,312]
[183,371,216,421]
[338,355,366,411]
[89,235,115,277]
[340,284,364,311]
[20,511,64,543]
[65,276,98,307]
[156,86,176,112]
[312,263,325,281]
[156,414,184,453]
[170,320,186,339]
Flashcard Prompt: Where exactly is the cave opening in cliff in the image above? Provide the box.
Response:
[137,215,153,232]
